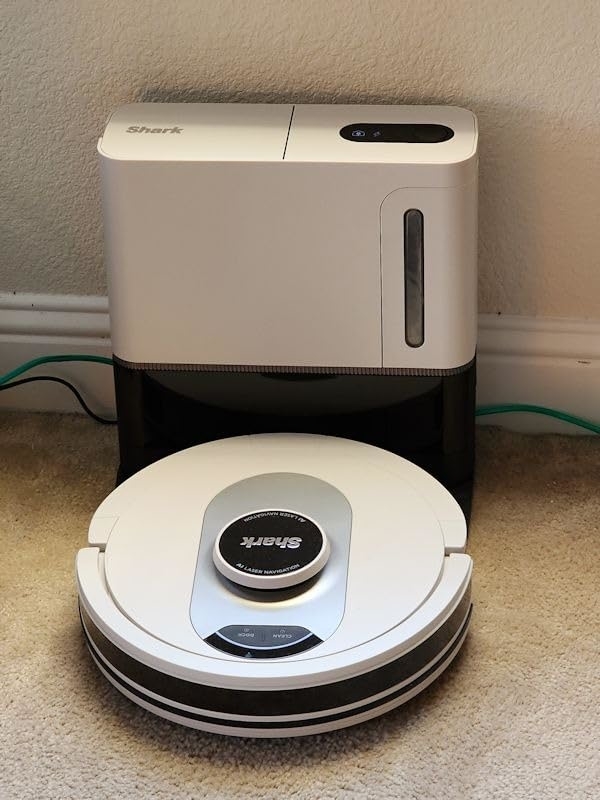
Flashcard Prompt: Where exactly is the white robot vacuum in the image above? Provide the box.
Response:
[76,433,472,738]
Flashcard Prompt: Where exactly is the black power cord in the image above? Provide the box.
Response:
[0,376,117,425]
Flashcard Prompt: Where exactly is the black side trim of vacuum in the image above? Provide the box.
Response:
[79,584,470,718]
[404,209,425,348]
[84,605,471,730]
[113,355,474,377]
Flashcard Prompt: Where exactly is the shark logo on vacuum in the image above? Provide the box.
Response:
[240,536,302,549]
[126,125,183,134]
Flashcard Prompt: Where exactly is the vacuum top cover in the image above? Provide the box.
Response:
[99,102,478,168]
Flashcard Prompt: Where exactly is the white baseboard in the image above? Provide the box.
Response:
[477,314,600,434]
[0,293,114,417]
[1,294,598,434]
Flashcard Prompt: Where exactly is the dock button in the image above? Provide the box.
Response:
[218,625,260,646]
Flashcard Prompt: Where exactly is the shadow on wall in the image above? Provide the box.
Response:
[136,87,600,319]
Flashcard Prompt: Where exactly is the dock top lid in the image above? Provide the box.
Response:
[99,103,478,166]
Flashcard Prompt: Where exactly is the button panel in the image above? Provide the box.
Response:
[339,123,454,143]
[205,625,322,658]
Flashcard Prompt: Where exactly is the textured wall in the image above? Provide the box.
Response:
[2,0,600,317]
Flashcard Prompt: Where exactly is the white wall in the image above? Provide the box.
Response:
[2,0,600,318]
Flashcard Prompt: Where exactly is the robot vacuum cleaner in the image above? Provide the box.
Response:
[76,433,472,738]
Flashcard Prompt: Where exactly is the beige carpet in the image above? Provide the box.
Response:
[1,412,598,799]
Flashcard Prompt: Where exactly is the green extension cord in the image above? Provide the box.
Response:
[1,355,598,434]
[476,404,600,435]
[0,355,113,386]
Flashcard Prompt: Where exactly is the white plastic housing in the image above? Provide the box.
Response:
[99,103,478,371]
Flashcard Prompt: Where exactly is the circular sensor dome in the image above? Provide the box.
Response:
[213,509,330,590]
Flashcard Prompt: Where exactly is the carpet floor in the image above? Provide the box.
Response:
[0,412,598,799]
